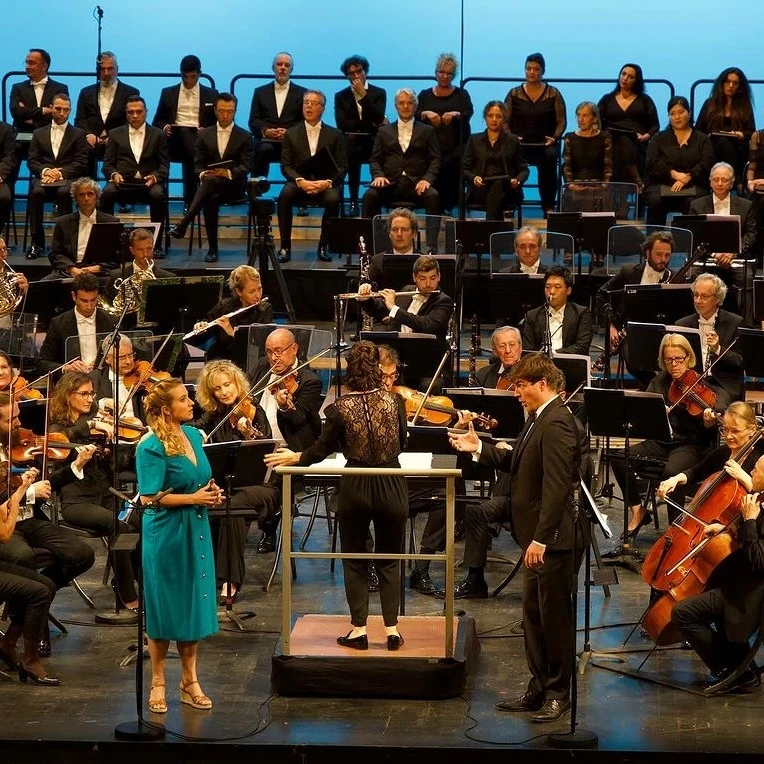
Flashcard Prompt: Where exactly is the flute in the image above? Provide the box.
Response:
[336,289,440,300]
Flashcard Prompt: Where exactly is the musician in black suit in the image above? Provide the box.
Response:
[276,90,347,263]
[0,120,18,238]
[169,93,253,263]
[37,273,117,375]
[364,208,421,290]
[359,254,453,341]
[248,52,307,178]
[501,225,550,274]
[48,177,121,278]
[521,266,593,356]
[9,49,68,134]
[26,94,89,259]
[363,89,441,252]
[675,272,745,402]
[152,54,218,206]
[101,96,169,249]
[475,325,524,388]
[74,51,140,179]
[449,353,586,722]
[334,55,387,214]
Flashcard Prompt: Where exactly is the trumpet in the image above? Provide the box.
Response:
[336,289,440,300]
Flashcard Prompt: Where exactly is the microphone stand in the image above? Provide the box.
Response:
[112,487,166,741]
[94,6,103,83]
[541,298,553,358]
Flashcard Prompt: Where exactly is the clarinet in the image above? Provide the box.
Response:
[705,315,716,371]
[358,235,374,332]
[468,314,479,386]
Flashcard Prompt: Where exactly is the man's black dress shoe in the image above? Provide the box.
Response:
[257,530,277,554]
[278,248,291,263]
[169,222,188,239]
[450,576,488,600]
[204,249,218,263]
[317,244,331,262]
[387,634,404,651]
[706,665,760,691]
[410,568,439,596]
[367,562,380,592]
[18,662,60,686]
[337,632,368,650]
[531,697,571,722]
[495,690,544,712]
[26,244,43,260]
[37,639,51,658]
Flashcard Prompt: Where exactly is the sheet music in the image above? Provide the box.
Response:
[579,480,612,538]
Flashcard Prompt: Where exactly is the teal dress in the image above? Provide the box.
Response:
[135,426,218,641]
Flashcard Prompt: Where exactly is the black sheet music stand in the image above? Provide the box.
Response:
[325,217,374,267]
[754,279,764,324]
[83,221,126,266]
[671,214,741,255]
[449,219,514,276]
[22,278,74,331]
[552,352,591,394]
[625,322,702,375]
[441,387,526,438]
[360,331,450,389]
[485,274,546,327]
[737,327,764,378]
[547,212,616,274]
[622,283,695,325]
[138,276,224,335]
[379,254,457,296]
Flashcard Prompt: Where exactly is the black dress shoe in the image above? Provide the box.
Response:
[707,665,760,691]
[367,562,380,592]
[169,222,188,239]
[204,249,218,263]
[451,577,488,600]
[454,519,465,541]
[317,244,331,262]
[337,631,368,650]
[278,248,291,263]
[18,662,60,686]
[531,697,571,722]
[257,530,276,554]
[495,690,544,712]
[621,511,653,542]
[37,638,51,658]
[410,568,439,596]
[26,244,43,260]
[387,634,404,651]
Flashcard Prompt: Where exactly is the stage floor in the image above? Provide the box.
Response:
[3,482,764,764]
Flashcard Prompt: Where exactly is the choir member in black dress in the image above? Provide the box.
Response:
[504,52,566,216]
[265,341,409,650]
[695,67,755,186]
[417,53,473,214]
[597,63,659,190]
[463,101,528,221]
[644,96,714,226]
[194,360,280,602]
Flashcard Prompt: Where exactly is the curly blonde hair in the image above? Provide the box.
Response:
[196,360,249,413]
[143,378,187,456]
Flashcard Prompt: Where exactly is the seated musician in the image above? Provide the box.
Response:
[610,333,730,541]
[192,265,273,361]
[358,254,453,342]
[0,391,96,658]
[675,272,745,403]
[476,325,523,388]
[500,225,549,274]
[521,266,593,356]
[670,452,764,692]
[48,371,139,612]
[105,226,175,302]
[364,207,422,290]
[0,236,28,334]
[194,360,280,599]
[0,351,38,398]
[37,273,117,376]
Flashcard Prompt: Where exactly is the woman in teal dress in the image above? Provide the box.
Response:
[136,378,225,714]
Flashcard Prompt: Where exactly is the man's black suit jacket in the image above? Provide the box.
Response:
[475,360,505,388]
[675,308,745,402]
[27,123,89,179]
[48,209,121,275]
[0,121,18,182]
[522,301,593,356]
[194,123,253,188]
[74,81,140,137]
[248,82,307,138]
[463,130,529,186]
[103,124,169,183]
[501,261,550,274]
[10,78,69,131]
[105,261,175,301]
[38,308,118,374]
[688,194,757,257]
[594,262,672,326]
[369,121,440,185]
[250,357,322,451]
[152,83,218,130]
[363,286,453,339]
[334,84,387,135]
[280,123,347,187]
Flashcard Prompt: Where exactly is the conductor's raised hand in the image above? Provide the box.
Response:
[448,420,479,453]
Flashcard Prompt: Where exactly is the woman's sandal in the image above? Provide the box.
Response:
[179,680,213,710]
[148,683,167,714]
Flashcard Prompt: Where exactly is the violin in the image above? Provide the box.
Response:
[11,427,99,464]
[123,360,172,394]
[93,410,148,444]
[496,374,515,392]
[392,385,498,430]
[10,376,44,401]
[667,369,717,418]
[227,397,265,440]
[268,372,298,397]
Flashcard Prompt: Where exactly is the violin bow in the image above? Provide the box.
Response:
[12,357,82,398]
[410,348,452,426]
[119,331,175,419]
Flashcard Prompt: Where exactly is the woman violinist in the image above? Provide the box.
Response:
[610,333,730,540]
[0,350,44,401]
[194,360,280,603]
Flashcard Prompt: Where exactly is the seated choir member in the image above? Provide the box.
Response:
[192,265,273,362]
[364,207,421,291]
[521,266,593,356]
[169,92,253,263]
[644,96,714,226]
[194,360,280,600]
[610,333,729,540]
[463,100,528,221]
[500,225,549,274]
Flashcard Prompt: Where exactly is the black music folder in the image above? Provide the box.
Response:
[82,221,125,265]
[298,147,339,180]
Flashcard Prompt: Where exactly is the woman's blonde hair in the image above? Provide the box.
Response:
[196,360,249,413]
[143,378,187,456]
[657,333,696,372]
[725,401,757,429]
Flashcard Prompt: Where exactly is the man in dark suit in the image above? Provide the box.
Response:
[359,254,453,341]
[475,325,523,388]
[37,273,117,375]
[501,225,550,274]
[73,51,139,179]
[675,272,745,402]
[334,55,387,215]
[169,92,252,262]
[48,177,121,278]
[248,52,307,178]
[9,49,68,134]
[276,89,347,263]
[449,352,586,723]
[101,96,169,252]
[522,266,592,356]
[26,93,89,260]
[363,208,421,291]
[363,89,441,252]
[152,54,218,206]
[0,120,18,238]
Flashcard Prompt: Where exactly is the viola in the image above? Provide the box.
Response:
[10,376,44,401]
[92,411,148,444]
[268,372,298,398]
[667,369,717,418]
[227,398,265,440]
[496,374,515,392]
[123,360,172,394]
[392,385,498,430]
[11,427,96,463]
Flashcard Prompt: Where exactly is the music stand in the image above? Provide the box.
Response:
[552,352,591,394]
[625,322,702,375]
[442,387,526,438]
[547,212,616,274]
[622,283,695,325]
[380,254,457,296]
[485,274,546,327]
[324,217,374,265]
[449,219,514,276]
[22,278,73,331]
[359,331,449,389]
[754,279,764,324]
[737,327,764,377]
[83,221,126,267]
[138,276,224,335]
[671,214,741,255]
[203,438,278,630]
